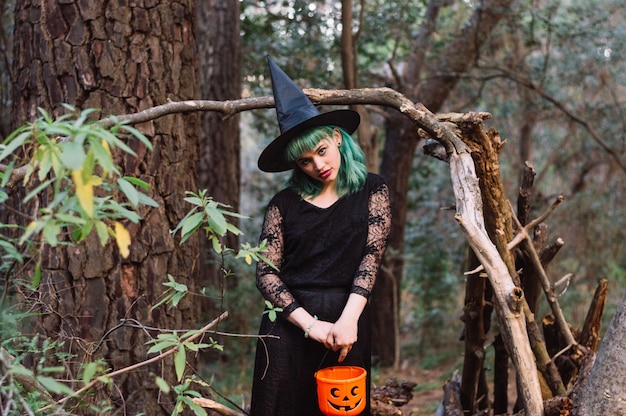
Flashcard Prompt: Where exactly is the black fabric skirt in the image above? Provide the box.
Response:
[250,288,371,416]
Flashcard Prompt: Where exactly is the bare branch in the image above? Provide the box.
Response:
[2,88,470,187]
[38,311,229,413]
[192,397,246,416]
[507,201,577,347]
[483,66,626,175]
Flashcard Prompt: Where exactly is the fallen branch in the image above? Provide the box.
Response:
[192,397,246,416]
[38,311,229,413]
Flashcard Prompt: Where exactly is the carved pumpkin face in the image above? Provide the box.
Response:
[315,366,367,416]
[326,383,363,413]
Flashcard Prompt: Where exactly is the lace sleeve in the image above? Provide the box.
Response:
[256,204,300,315]
[351,183,391,298]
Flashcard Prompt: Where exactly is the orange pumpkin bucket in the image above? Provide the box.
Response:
[314,366,367,415]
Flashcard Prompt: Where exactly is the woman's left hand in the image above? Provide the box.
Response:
[326,318,358,363]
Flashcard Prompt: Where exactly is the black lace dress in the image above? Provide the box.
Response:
[250,173,391,416]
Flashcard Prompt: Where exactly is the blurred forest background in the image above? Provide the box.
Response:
[0,0,625,414]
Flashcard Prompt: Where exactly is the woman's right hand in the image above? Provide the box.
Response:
[306,320,334,346]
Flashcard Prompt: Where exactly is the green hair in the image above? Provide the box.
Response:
[284,126,368,199]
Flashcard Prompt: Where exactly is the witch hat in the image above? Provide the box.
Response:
[257,56,360,172]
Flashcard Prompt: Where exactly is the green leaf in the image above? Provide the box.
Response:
[36,376,76,396]
[225,222,243,235]
[123,176,151,191]
[38,147,53,181]
[19,220,44,245]
[189,401,208,416]
[210,235,222,254]
[82,362,98,385]
[90,138,117,174]
[117,178,139,207]
[60,139,87,170]
[73,108,98,129]
[103,201,142,223]
[183,196,203,207]
[0,159,15,187]
[204,205,228,236]
[0,239,23,263]
[147,340,177,354]
[42,221,62,246]
[119,124,153,151]
[170,291,186,308]
[183,342,212,352]
[94,129,137,156]
[9,365,34,377]
[155,376,170,394]
[180,212,205,241]
[0,130,30,162]
[137,192,159,208]
[23,177,55,203]
[150,291,173,312]
[76,220,94,243]
[55,213,87,226]
[174,346,186,381]
[95,220,110,246]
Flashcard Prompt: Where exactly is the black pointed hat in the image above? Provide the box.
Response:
[257,56,360,172]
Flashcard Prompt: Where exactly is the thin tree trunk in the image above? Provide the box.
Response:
[341,0,379,171]
[461,266,487,415]
[196,0,242,296]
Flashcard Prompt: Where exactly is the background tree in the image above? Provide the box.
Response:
[196,0,242,324]
[373,0,516,366]
[193,0,248,384]
[0,0,13,138]
[8,1,201,413]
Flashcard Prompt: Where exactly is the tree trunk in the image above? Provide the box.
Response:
[374,0,516,365]
[340,0,379,171]
[11,1,200,414]
[461,260,487,415]
[196,0,241,296]
[573,293,626,416]
[374,110,417,366]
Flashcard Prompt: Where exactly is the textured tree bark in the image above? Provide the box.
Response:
[573,294,626,416]
[11,1,200,414]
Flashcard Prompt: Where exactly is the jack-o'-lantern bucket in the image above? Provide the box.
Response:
[314,366,367,415]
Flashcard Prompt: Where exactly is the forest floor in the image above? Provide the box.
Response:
[373,355,519,416]
[374,357,455,416]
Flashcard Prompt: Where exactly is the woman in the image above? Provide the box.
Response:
[250,57,391,415]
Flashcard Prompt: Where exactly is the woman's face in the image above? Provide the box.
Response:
[295,129,342,185]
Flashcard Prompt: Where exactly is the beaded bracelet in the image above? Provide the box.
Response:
[303,315,318,338]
